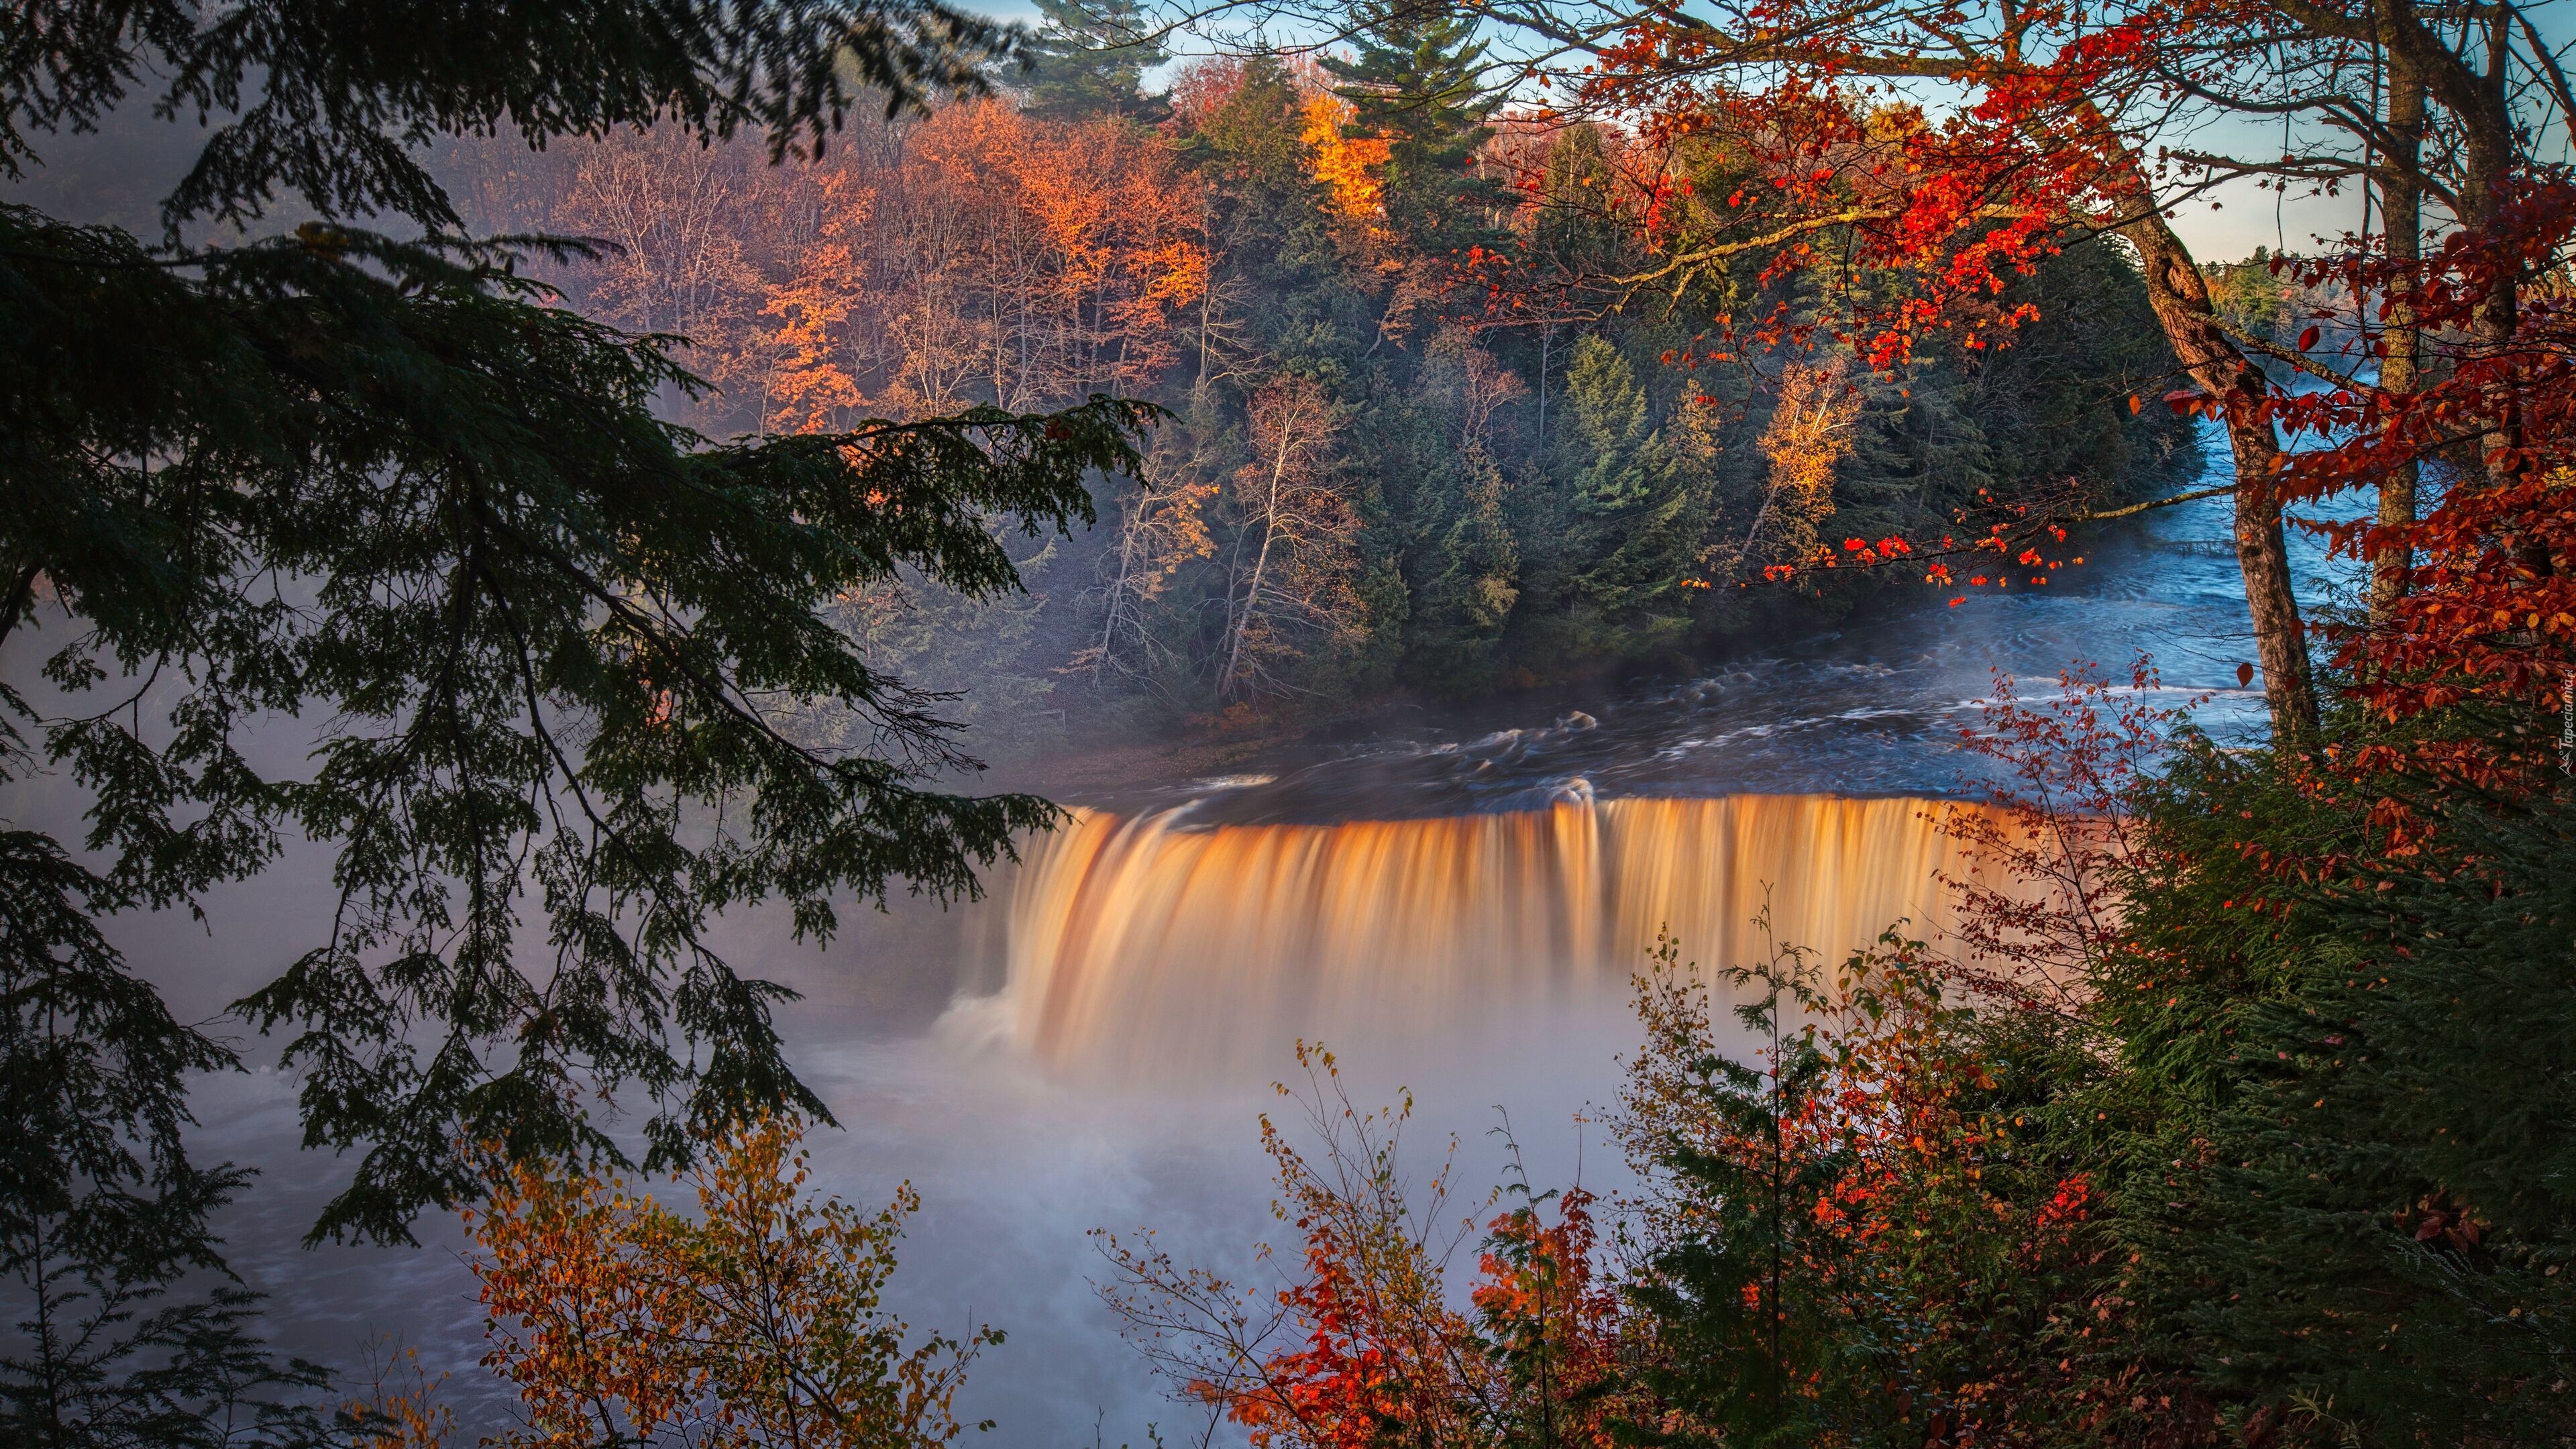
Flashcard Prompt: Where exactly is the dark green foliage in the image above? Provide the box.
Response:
[2203,247,2295,352]
[1097,69,2198,709]
[1619,939,1847,1449]
[1409,445,1521,694]
[3,206,1148,1241]
[3,2,1157,1436]
[1320,0,1505,256]
[1968,242,2204,502]
[1836,241,2196,556]
[1604,662,2576,1446]
[1617,928,2110,1449]
[1173,58,1352,387]
[1015,0,1166,120]
[1542,336,1702,655]
[0,833,331,1447]
[2098,749,2576,1444]
[1363,333,1522,696]
[1845,365,1995,529]
[1530,126,1635,284]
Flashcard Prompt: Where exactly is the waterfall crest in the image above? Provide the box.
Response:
[952,794,1997,1078]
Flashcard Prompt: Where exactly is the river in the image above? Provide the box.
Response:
[105,417,2355,1442]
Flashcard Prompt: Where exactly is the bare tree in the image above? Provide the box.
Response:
[556,129,764,345]
[1220,375,1365,704]
[1073,433,1222,690]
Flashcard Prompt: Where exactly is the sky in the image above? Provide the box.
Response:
[2167,138,2370,264]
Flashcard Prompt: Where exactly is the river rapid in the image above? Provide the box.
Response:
[65,419,2355,1444]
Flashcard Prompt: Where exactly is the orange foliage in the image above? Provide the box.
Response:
[1740,357,1862,574]
[1470,1185,1625,1449]
[341,1342,459,1448]
[760,170,875,433]
[767,100,1206,421]
[1097,1044,1629,1449]
[464,1116,991,1448]
[1299,93,1391,223]
[473,102,1208,432]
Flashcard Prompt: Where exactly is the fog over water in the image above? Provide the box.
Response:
[5,415,2361,1444]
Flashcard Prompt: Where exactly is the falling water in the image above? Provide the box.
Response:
[947,794,2004,1079]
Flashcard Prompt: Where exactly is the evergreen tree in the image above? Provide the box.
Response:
[1320,0,1506,256]
[2098,751,2576,1444]
[1185,55,1365,371]
[1532,124,1633,280]
[1,3,1150,1436]
[1148,56,2190,698]
[1982,241,2203,503]
[1387,333,1523,694]
[1016,0,1167,121]
[1840,362,1992,544]
[1,833,334,1448]
[1409,443,1521,694]
[1618,936,1847,1449]
[1818,239,2194,582]
[1548,336,1702,654]
[1614,929,2104,1449]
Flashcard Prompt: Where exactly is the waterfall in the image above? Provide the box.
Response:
[948,794,1999,1078]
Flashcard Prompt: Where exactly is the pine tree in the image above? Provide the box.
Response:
[1179,55,1364,370]
[1,5,1151,1434]
[1320,0,1506,256]
[1411,444,1522,693]
[1016,0,1168,121]
[1549,335,1702,653]
[1839,360,1991,546]
[1980,242,2203,505]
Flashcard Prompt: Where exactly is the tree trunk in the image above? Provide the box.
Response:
[2381,0,2526,504]
[2116,199,2320,742]
[2459,8,2518,355]
[1096,486,1149,669]
[2369,35,2426,623]
[2457,11,2548,578]
[1222,434,1291,702]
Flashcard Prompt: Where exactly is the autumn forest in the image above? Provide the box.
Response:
[431,16,2198,739]
[7,0,2576,1447]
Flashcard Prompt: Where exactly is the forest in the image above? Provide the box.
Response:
[5,0,2576,1446]
[431,8,2198,740]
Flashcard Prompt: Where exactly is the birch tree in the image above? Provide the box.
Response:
[1742,358,1863,576]
[1221,375,1365,704]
